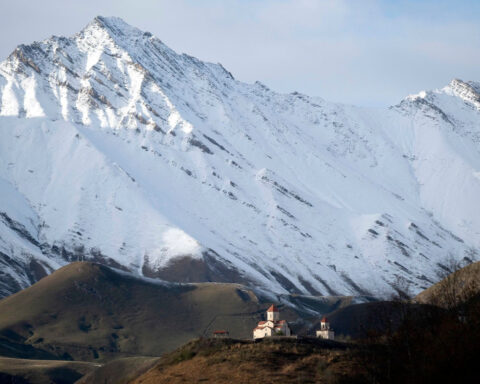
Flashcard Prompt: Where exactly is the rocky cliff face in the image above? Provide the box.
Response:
[0,17,479,298]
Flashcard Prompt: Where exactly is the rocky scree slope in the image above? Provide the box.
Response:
[0,16,479,299]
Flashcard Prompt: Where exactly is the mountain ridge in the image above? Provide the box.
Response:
[0,16,479,298]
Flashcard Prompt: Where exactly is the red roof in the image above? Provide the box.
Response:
[321,316,328,322]
[254,325,274,331]
[267,304,279,312]
[213,330,229,334]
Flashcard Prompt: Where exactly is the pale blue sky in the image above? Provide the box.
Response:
[0,0,478,106]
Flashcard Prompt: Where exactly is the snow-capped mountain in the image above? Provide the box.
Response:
[0,16,479,298]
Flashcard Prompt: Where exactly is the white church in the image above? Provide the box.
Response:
[316,316,335,340]
[253,305,292,339]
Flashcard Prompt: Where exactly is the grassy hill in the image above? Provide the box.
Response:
[0,357,97,384]
[75,356,160,384]
[0,262,272,361]
[130,337,363,384]
[0,262,372,365]
[415,260,480,308]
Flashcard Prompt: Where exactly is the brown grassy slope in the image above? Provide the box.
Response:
[0,356,97,384]
[75,356,159,384]
[415,261,480,307]
[0,262,269,361]
[0,337,58,360]
[131,338,363,384]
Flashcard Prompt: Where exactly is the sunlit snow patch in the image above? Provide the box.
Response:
[146,228,203,269]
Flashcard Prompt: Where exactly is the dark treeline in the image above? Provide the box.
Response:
[345,264,480,384]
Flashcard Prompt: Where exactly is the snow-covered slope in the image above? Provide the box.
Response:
[0,16,479,298]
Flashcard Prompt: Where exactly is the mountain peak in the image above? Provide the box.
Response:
[80,16,148,44]
[88,16,143,38]
[444,78,480,107]
[94,15,128,27]
[401,78,480,108]
[76,15,159,59]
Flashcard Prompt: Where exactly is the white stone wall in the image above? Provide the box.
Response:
[316,329,335,340]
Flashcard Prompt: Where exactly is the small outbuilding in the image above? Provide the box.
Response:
[212,330,229,338]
